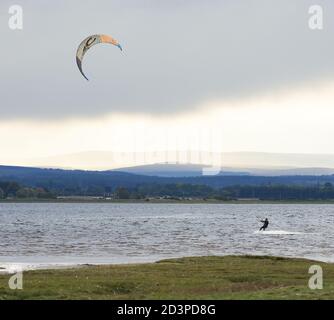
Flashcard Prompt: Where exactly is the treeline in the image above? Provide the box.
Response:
[3,178,334,201]
[0,181,55,199]
[221,183,334,200]
[3,165,334,194]
[113,184,214,199]
[113,182,334,200]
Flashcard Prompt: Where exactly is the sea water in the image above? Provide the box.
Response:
[0,203,333,272]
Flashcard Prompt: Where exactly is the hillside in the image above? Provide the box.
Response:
[0,165,334,196]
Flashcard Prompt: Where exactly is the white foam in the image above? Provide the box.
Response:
[254,230,304,235]
[0,256,162,274]
[0,262,78,274]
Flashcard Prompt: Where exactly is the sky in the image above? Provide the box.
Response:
[1,0,334,169]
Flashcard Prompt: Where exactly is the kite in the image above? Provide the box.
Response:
[76,34,122,80]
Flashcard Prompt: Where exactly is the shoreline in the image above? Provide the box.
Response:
[2,199,334,204]
[1,253,333,275]
[1,255,333,299]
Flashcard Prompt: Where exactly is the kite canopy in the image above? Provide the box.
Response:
[76,34,122,80]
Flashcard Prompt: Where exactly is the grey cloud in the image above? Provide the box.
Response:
[1,0,334,119]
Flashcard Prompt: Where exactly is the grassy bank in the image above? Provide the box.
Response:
[0,256,333,299]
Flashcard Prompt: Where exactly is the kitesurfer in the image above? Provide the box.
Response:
[259,218,269,231]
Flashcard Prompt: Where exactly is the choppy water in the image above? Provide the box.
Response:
[0,203,333,272]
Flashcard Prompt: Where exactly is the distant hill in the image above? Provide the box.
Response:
[26,151,334,171]
[112,163,334,177]
[236,167,334,176]
[112,163,249,177]
[0,165,334,196]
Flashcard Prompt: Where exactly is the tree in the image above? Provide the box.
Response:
[0,181,20,197]
[114,187,130,199]
[16,188,29,198]
[324,182,333,189]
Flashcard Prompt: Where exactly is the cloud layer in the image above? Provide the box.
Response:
[1,0,334,119]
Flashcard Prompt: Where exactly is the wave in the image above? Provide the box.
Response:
[254,230,305,235]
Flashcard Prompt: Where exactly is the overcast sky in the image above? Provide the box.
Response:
[1,0,333,119]
[1,0,334,168]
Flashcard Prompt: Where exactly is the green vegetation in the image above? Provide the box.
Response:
[0,181,54,200]
[3,165,334,199]
[3,175,334,201]
[0,256,333,300]
[91,182,334,201]
[114,186,131,199]
[221,183,334,201]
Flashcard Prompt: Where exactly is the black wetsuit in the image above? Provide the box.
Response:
[260,219,269,231]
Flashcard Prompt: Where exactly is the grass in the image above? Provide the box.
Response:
[0,255,333,300]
